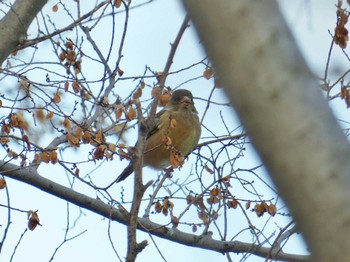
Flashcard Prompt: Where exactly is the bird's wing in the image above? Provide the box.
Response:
[146,109,169,139]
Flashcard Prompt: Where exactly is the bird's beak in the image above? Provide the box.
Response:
[181,96,194,106]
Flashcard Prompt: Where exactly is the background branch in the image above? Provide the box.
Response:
[0,160,309,261]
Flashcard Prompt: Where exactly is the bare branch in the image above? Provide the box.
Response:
[0,0,49,65]
[0,160,310,261]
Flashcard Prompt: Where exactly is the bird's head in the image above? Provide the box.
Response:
[168,89,197,113]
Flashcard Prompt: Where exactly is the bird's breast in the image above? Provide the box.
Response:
[143,110,201,170]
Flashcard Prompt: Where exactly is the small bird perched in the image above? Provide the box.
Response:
[115,89,201,183]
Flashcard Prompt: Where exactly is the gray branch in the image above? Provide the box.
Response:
[0,0,48,65]
[0,160,309,261]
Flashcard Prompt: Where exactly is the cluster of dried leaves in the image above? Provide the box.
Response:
[154,197,174,216]
[58,40,82,75]
[340,85,350,108]
[334,1,350,108]
[1,113,30,166]
[151,175,276,231]
[335,0,350,49]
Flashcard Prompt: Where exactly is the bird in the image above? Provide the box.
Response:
[115,89,201,183]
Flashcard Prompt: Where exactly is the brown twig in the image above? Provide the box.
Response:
[126,14,191,260]
[126,97,148,261]
[15,1,111,51]
[147,15,191,126]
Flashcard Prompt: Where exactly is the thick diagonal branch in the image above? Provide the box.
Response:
[0,160,309,261]
[0,0,48,65]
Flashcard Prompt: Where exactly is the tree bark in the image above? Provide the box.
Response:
[0,0,48,66]
[183,0,350,261]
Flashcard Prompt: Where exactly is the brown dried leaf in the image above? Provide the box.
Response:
[1,121,11,133]
[254,203,265,217]
[203,68,214,80]
[334,7,349,49]
[162,135,172,148]
[198,211,209,225]
[27,210,41,231]
[159,92,171,106]
[59,51,66,62]
[53,93,61,103]
[75,127,83,139]
[8,150,19,159]
[140,81,145,88]
[163,198,171,209]
[151,86,161,98]
[95,130,105,143]
[0,178,6,189]
[108,143,117,152]
[154,201,162,213]
[114,0,122,8]
[82,130,92,143]
[210,187,220,197]
[23,134,31,150]
[227,199,238,209]
[52,4,58,12]
[162,207,169,216]
[94,145,106,160]
[50,151,58,164]
[169,150,184,169]
[40,151,50,163]
[67,50,76,64]
[72,81,80,93]
[74,61,81,74]
[186,194,194,204]
[65,41,74,50]
[63,117,71,130]
[36,109,45,122]
[133,87,142,99]
[261,200,269,211]
[126,107,136,121]
[66,133,80,147]
[171,215,179,227]
[117,67,124,76]
[207,195,219,204]
[204,164,214,174]
[268,203,277,216]
[64,81,69,92]
[46,111,54,120]
[211,210,218,220]
[115,107,123,121]
[192,224,197,232]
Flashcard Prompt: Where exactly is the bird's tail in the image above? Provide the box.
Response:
[115,163,134,183]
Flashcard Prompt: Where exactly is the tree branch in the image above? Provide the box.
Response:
[0,0,49,65]
[0,160,309,261]
[147,15,190,125]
